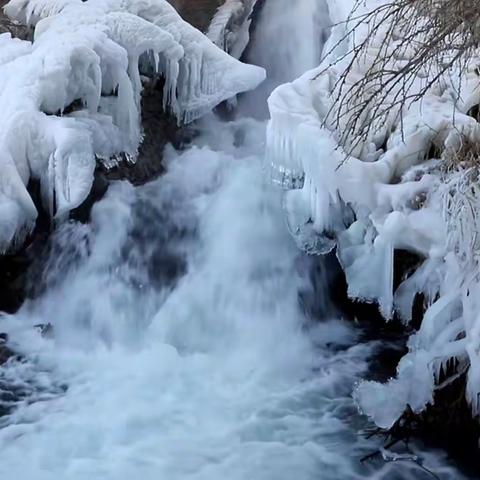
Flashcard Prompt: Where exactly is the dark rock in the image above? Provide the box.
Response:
[393,249,424,292]
[0,340,18,366]
[70,170,109,223]
[240,0,266,62]
[386,370,480,476]
[97,79,197,187]
[0,177,53,313]
[168,0,225,32]
[0,0,31,39]
[0,254,31,313]
[467,104,480,122]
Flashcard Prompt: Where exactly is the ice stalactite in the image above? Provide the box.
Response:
[0,0,265,252]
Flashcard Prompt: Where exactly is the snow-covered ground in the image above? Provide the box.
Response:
[267,0,480,429]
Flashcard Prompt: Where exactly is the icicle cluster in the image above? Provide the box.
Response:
[0,0,265,252]
[266,0,480,428]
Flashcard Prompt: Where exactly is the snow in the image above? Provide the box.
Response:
[0,0,265,251]
[266,0,480,428]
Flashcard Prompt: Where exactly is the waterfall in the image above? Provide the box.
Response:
[239,0,331,117]
[0,1,464,479]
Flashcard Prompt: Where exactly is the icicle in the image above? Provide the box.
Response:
[162,57,180,119]
[283,187,336,255]
[266,116,305,190]
[114,66,140,154]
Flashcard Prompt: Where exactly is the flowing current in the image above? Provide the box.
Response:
[0,1,466,479]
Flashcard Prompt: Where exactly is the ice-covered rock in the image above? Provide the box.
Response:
[266,0,480,428]
[0,0,265,251]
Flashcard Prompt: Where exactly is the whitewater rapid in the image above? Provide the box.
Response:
[0,113,461,479]
[0,0,467,479]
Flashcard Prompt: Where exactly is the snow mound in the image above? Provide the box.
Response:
[0,0,265,251]
[267,0,480,428]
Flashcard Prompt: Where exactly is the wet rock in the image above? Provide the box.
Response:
[97,80,195,187]
[0,254,31,313]
[239,0,265,57]
[70,169,110,223]
[393,249,424,292]
[0,334,18,366]
[0,177,53,313]
[0,0,30,39]
[385,371,480,475]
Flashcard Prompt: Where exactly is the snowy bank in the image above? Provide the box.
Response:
[267,0,480,430]
[0,0,265,251]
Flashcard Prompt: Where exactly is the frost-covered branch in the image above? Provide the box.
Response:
[323,0,480,157]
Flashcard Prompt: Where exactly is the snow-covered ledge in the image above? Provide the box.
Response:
[267,0,480,429]
[0,0,265,251]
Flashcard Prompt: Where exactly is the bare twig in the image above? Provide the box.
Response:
[319,0,480,157]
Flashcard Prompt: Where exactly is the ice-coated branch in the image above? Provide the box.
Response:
[321,0,480,156]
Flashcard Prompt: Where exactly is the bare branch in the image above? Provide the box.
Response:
[320,0,480,158]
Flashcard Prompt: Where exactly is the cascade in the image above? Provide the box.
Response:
[0,1,465,478]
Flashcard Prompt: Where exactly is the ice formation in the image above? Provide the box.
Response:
[0,0,265,252]
[267,0,480,428]
[207,0,256,59]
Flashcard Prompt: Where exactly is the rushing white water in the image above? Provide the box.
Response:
[0,1,467,479]
[0,115,462,480]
